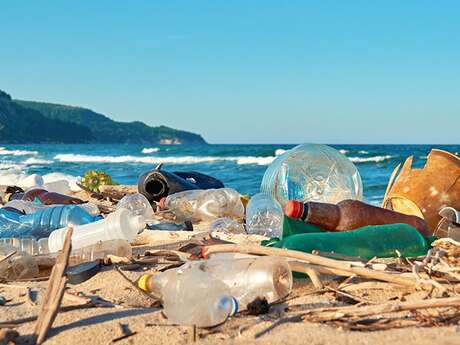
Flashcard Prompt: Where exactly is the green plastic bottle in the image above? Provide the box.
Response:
[283,216,324,237]
[267,223,431,259]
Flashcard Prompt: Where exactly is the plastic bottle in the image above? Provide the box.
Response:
[0,205,101,239]
[47,208,145,252]
[246,193,284,238]
[19,188,83,205]
[4,200,100,217]
[116,193,154,220]
[267,223,431,259]
[0,244,39,280]
[138,255,292,310]
[210,218,246,235]
[159,266,237,327]
[260,144,363,207]
[159,188,244,222]
[138,168,225,203]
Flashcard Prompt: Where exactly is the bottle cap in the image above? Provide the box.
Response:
[284,200,303,218]
[137,274,151,292]
[158,197,167,210]
[66,261,101,285]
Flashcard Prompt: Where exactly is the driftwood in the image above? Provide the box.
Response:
[202,244,417,287]
[33,228,73,345]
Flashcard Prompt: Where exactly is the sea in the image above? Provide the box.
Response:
[0,144,459,205]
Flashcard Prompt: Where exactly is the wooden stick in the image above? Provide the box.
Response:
[0,250,17,264]
[202,244,417,287]
[301,296,460,321]
[33,228,73,345]
[288,261,324,289]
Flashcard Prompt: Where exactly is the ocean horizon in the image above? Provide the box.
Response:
[1,143,459,205]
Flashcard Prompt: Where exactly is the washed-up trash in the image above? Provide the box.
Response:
[0,244,39,280]
[116,193,154,220]
[66,261,101,284]
[260,143,363,207]
[383,149,460,234]
[285,199,429,236]
[159,188,244,222]
[266,223,431,259]
[139,255,292,310]
[80,170,116,192]
[147,221,193,231]
[437,207,460,241]
[47,208,145,252]
[138,168,224,203]
[4,200,100,216]
[210,218,246,236]
[246,193,283,238]
[0,204,102,239]
[283,217,324,237]
[11,187,83,205]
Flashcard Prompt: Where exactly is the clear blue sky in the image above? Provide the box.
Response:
[1,1,459,144]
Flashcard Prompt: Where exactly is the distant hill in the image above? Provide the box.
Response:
[0,89,206,144]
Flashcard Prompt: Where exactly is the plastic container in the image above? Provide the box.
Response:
[4,200,100,217]
[160,188,244,222]
[210,218,246,235]
[116,193,154,220]
[267,223,431,259]
[47,208,145,252]
[260,144,363,207]
[139,255,292,310]
[0,244,39,280]
[0,205,100,239]
[159,265,237,327]
[246,193,283,238]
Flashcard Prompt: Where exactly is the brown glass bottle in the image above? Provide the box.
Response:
[285,199,429,237]
[21,188,83,205]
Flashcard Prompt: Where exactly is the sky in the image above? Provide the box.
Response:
[1,1,459,144]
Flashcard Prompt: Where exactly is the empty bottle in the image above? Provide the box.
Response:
[47,208,145,252]
[4,200,100,217]
[260,144,363,207]
[0,244,39,280]
[159,188,244,222]
[0,205,101,239]
[138,169,225,203]
[268,223,431,259]
[12,188,83,205]
[246,193,284,238]
[138,255,292,310]
[285,199,429,237]
[116,193,154,220]
[158,266,237,327]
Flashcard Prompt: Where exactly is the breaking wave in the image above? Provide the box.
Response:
[348,155,393,163]
[23,158,54,165]
[275,149,287,156]
[142,147,160,154]
[0,147,39,156]
[54,153,277,166]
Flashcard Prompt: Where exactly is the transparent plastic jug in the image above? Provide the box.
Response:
[160,188,244,222]
[260,144,363,207]
[246,193,283,238]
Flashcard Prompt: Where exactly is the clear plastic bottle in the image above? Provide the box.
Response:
[0,244,39,280]
[160,266,237,327]
[0,205,101,239]
[116,193,154,220]
[138,255,292,310]
[246,193,284,238]
[159,188,244,222]
[260,144,363,207]
[47,208,145,252]
[210,218,246,236]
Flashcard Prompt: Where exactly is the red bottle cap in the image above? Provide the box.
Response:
[158,197,167,210]
[284,200,303,218]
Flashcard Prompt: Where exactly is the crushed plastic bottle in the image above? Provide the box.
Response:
[47,208,145,252]
[246,193,284,238]
[116,193,154,220]
[260,144,363,207]
[159,265,237,327]
[0,205,102,239]
[139,255,292,310]
[159,188,244,222]
[0,244,39,280]
[210,218,246,236]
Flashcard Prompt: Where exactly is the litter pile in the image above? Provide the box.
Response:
[1,144,460,344]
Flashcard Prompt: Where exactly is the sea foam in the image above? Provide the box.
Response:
[142,147,160,154]
[348,155,392,163]
[0,148,39,156]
